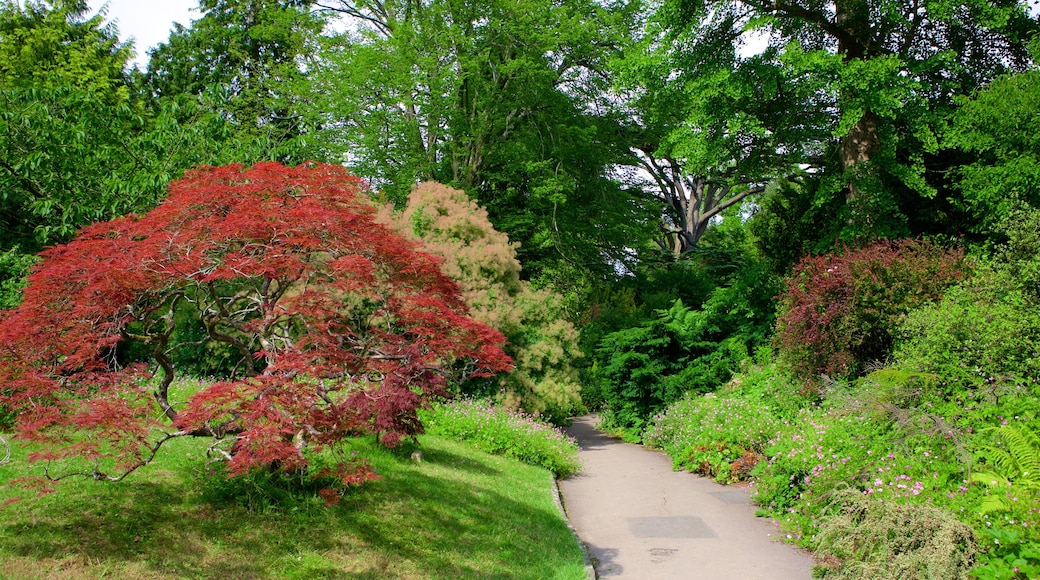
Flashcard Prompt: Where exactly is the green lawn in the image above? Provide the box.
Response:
[0,434,586,579]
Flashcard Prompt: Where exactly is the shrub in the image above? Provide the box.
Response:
[420,398,581,478]
[813,490,977,579]
[775,238,966,382]
[895,208,1040,400]
[379,182,583,422]
[643,392,781,482]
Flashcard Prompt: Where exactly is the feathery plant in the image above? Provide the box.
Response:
[971,425,1040,513]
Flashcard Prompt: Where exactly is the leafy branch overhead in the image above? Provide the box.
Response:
[0,162,511,491]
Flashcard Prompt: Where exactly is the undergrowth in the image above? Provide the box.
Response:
[420,398,582,478]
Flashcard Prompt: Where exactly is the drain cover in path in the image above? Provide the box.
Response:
[627,516,717,539]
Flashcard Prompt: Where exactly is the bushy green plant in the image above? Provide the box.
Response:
[596,299,745,434]
[643,392,781,482]
[775,239,966,382]
[813,490,977,579]
[420,398,581,478]
[972,425,1040,511]
[0,247,36,310]
[974,525,1040,580]
[967,424,1040,578]
[896,209,1040,400]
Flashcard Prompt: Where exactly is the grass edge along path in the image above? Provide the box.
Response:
[0,433,587,579]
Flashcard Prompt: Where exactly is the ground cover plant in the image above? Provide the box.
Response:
[420,398,581,478]
[0,429,587,579]
[0,162,510,499]
[642,389,780,482]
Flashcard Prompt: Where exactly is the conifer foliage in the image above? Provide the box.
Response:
[0,162,510,489]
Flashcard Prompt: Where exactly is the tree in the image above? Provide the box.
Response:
[0,0,141,249]
[379,182,584,420]
[946,70,1040,232]
[0,1,264,309]
[654,0,1038,239]
[0,163,510,495]
[0,0,180,309]
[310,0,650,277]
[145,0,324,162]
[615,7,830,254]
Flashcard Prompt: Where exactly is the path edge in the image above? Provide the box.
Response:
[551,477,597,580]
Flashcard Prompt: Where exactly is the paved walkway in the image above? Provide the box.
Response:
[558,415,814,579]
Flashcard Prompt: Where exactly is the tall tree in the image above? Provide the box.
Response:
[310,0,653,278]
[615,2,830,254]
[653,0,1038,239]
[145,0,324,162]
[946,69,1040,231]
[0,1,261,308]
[0,0,140,250]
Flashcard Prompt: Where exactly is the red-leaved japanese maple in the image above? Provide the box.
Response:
[0,162,510,495]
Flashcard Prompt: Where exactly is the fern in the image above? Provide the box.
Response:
[971,425,1040,513]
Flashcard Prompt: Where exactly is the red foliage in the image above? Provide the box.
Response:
[775,239,966,381]
[0,162,511,486]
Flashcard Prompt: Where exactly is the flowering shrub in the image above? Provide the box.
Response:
[775,239,966,381]
[643,354,1040,575]
[643,392,781,482]
[420,398,581,477]
[754,402,970,539]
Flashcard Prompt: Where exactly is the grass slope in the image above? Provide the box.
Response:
[0,434,586,579]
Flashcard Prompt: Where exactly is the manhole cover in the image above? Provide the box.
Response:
[649,547,679,562]
[627,516,717,539]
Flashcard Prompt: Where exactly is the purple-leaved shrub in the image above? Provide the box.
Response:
[775,239,966,382]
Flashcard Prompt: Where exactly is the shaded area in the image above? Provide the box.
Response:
[0,435,585,579]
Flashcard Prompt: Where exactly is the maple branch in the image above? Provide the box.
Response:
[203,282,258,377]
[43,430,187,483]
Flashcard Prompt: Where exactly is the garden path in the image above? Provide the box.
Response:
[558,415,814,579]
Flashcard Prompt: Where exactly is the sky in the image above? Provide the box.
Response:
[87,0,199,68]
[90,0,1040,69]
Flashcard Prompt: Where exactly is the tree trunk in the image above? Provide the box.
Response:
[834,0,880,206]
[840,108,881,203]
